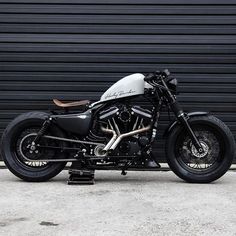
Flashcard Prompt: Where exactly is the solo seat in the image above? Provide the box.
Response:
[53,99,90,108]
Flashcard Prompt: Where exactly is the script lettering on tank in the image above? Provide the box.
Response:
[105,89,136,99]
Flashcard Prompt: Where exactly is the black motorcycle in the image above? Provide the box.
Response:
[1,69,235,183]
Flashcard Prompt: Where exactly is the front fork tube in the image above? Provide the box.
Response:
[170,101,204,154]
[160,77,204,154]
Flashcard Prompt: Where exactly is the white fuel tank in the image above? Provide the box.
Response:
[100,73,145,102]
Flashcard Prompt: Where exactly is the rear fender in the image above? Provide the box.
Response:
[163,112,209,138]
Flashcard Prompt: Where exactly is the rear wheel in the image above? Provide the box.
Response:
[1,112,67,182]
[166,115,235,183]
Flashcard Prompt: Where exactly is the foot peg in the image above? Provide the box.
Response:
[67,169,95,185]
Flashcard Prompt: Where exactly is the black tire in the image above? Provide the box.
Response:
[1,111,67,182]
[166,115,235,183]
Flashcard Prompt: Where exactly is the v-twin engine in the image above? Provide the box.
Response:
[98,105,152,154]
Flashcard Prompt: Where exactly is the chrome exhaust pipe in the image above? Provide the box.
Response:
[101,126,117,152]
[109,125,151,150]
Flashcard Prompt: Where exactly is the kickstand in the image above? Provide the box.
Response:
[121,161,132,176]
[67,162,95,185]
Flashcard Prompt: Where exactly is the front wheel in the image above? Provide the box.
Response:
[166,115,235,183]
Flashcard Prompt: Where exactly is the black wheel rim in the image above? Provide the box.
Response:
[175,124,225,174]
[10,123,61,171]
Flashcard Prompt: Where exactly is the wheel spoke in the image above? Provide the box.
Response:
[15,127,59,169]
[178,127,220,172]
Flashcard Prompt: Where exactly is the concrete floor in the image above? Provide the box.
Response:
[0,169,236,236]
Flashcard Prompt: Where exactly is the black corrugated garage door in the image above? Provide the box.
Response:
[0,0,236,161]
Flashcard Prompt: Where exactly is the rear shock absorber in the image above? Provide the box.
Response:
[33,117,52,145]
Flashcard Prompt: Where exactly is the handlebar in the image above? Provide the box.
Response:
[144,69,171,82]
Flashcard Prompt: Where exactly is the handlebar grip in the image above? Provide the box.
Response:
[144,73,155,82]
[163,69,170,77]
[155,70,161,76]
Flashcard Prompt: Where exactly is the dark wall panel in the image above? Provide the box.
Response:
[0,0,236,162]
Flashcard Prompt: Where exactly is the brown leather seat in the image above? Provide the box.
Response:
[53,99,90,108]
